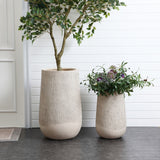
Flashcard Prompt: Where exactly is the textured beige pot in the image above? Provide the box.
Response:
[96,94,126,139]
[39,68,82,140]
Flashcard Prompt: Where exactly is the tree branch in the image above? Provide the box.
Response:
[58,30,67,58]
[65,5,72,18]
[66,15,83,39]
[49,21,57,58]
[66,3,90,39]
[57,5,72,58]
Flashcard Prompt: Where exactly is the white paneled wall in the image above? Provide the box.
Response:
[28,0,160,127]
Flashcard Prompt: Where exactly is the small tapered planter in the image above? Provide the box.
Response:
[39,68,82,140]
[96,94,126,139]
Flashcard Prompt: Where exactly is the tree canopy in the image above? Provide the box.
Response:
[19,0,125,70]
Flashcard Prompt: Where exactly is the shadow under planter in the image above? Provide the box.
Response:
[39,68,82,140]
[96,94,126,139]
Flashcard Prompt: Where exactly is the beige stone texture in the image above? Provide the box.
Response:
[96,94,126,139]
[39,69,82,140]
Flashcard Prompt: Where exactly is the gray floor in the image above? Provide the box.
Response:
[0,127,160,160]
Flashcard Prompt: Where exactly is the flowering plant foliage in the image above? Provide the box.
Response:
[82,62,153,96]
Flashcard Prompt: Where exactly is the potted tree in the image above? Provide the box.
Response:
[83,62,153,139]
[19,0,125,140]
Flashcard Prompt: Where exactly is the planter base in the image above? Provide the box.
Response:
[96,126,126,139]
[40,123,81,140]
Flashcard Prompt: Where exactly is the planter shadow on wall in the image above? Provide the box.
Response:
[39,68,82,140]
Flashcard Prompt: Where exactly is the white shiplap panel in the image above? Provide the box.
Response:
[31,102,160,113]
[31,87,160,96]
[31,94,160,105]
[29,0,160,127]
[30,70,160,80]
[32,119,160,128]
[31,110,160,121]
[31,55,160,64]
[82,119,160,127]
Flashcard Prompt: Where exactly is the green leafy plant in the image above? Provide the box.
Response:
[82,62,153,96]
[19,0,125,70]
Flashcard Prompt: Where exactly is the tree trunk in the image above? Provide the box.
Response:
[56,57,61,71]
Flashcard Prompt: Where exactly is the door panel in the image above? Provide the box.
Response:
[0,0,25,127]
[0,0,14,50]
[0,60,16,112]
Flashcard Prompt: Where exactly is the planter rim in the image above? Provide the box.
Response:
[99,93,124,97]
[42,68,78,72]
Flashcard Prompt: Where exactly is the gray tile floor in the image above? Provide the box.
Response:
[0,127,160,160]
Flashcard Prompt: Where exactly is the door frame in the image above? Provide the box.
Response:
[23,1,31,128]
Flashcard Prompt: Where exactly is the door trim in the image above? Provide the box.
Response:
[23,1,31,128]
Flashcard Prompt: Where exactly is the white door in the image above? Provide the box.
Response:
[0,0,25,127]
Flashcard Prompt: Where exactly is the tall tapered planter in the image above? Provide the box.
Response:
[39,69,82,140]
[96,94,126,139]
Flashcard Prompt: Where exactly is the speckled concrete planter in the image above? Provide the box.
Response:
[96,94,126,139]
[39,69,82,140]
